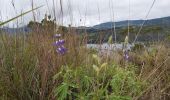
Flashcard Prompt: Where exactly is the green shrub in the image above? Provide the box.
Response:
[53,55,146,100]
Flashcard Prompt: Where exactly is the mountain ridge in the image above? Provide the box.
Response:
[92,16,170,29]
[1,16,170,34]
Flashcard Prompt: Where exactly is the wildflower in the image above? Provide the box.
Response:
[57,46,67,55]
[123,50,129,61]
[123,35,129,61]
[55,39,65,46]
[54,34,61,38]
[54,33,67,55]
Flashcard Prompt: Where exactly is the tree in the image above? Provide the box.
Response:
[27,14,56,34]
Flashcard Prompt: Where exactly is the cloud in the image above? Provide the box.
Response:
[0,0,170,27]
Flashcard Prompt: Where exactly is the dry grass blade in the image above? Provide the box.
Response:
[0,5,44,26]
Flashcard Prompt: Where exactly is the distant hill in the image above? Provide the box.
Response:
[0,26,31,34]
[1,16,170,43]
[77,16,170,43]
[1,16,170,34]
[93,16,170,29]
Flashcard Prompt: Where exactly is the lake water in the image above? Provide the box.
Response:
[87,43,133,51]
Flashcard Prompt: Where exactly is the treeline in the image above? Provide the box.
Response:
[27,15,169,43]
[79,25,168,43]
[27,14,71,36]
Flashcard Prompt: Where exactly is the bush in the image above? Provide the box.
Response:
[53,55,146,100]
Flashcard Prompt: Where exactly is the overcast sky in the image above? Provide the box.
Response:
[0,0,170,27]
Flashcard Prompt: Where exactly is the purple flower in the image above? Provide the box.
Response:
[54,39,65,46]
[57,46,67,55]
[54,34,61,38]
[124,50,129,61]
[53,34,67,55]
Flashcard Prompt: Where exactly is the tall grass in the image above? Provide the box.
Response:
[0,1,170,100]
[0,27,170,99]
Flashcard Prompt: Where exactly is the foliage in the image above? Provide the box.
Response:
[131,43,145,51]
[0,24,170,100]
[53,54,146,100]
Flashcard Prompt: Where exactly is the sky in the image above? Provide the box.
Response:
[0,0,170,27]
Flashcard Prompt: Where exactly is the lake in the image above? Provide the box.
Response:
[87,43,133,51]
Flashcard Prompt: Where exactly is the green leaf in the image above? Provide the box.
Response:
[100,63,107,69]
[53,71,62,80]
[124,35,129,44]
[0,5,43,26]
[93,65,99,72]
[92,54,100,64]
[54,82,69,100]
[108,35,113,44]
